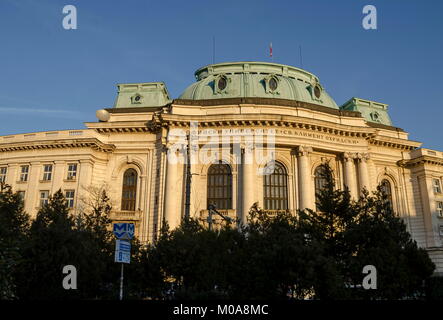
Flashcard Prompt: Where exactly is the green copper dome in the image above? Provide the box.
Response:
[178,61,339,109]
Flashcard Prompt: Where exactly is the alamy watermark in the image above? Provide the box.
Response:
[62,265,77,290]
[166,121,276,175]
[62,5,77,30]
[362,5,377,30]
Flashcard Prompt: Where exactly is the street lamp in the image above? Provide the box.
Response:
[207,203,235,231]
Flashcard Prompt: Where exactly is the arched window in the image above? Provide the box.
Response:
[314,165,332,209]
[314,165,331,193]
[380,179,393,211]
[121,169,137,211]
[263,161,289,210]
[207,162,232,210]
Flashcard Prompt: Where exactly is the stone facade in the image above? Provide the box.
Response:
[1,62,442,274]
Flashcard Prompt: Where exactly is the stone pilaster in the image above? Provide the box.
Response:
[357,153,370,193]
[163,144,184,230]
[343,152,358,199]
[241,145,255,224]
[296,146,313,210]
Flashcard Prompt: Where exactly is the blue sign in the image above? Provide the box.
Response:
[113,223,135,240]
[115,251,130,264]
[116,239,131,252]
[115,239,131,264]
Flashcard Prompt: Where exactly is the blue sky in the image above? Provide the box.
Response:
[1,0,442,150]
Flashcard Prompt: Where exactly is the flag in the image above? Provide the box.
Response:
[270,42,273,58]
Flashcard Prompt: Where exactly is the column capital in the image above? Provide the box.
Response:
[240,143,255,153]
[164,142,187,152]
[356,152,370,161]
[296,146,313,157]
[343,152,356,161]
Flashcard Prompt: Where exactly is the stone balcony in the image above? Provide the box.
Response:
[260,209,295,217]
[198,208,296,228]
[110,210,142,221]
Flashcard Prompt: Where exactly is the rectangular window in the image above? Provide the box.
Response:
[20,165,29,182]
[67,164,77,180]
[40,191,49,207]
[433,179,442,194]
[0,167,7,183]
[18,191,25,203]
[42,164,53,181]
[65,190,75,208]
[437,201,443,218]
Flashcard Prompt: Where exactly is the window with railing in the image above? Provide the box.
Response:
[207,162,233,210]
[263,161,288,210]
[121,169,137,211]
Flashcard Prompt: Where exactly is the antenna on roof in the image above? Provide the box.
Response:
[299,45,303,68]
[212,36,216,64]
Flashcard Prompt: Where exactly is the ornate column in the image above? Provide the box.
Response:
[343,152,358,199]
[241,145,255,225]
[357,153,370,193]
[296,146,313,210]
[163,144,183,230]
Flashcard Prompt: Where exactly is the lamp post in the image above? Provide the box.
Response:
[207,204,234,231]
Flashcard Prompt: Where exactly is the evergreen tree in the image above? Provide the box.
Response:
[15,189,117,299]
[16,190,81,299]
[298,162,435,299]
[0,183,30,299]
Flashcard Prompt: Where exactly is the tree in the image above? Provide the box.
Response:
[231,207,341,300]
[75,186,116,299]
[299,163,435,299]
[14,189,118,299]
[0,183,30,299]
[15,190,82,299]
[344,188,435,299]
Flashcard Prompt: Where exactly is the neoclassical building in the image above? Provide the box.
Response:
[1,62,442,273]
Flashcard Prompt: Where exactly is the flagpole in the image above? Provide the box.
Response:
[270,42,273,62]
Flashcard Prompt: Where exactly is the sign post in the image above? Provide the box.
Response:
[113,223,135,300]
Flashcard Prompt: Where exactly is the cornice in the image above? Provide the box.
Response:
[159,113,374,139]
[368,134,421,151]
[173,98,359,117]
[87,121,151,134]
[157,114,417,151]
[398,156,443,168]
[0,138,115,153]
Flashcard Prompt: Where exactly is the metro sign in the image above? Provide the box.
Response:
[113,223,135,240]
[115,239,131,264]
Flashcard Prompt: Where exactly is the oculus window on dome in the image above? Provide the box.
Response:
[309,83,323,101]
[314,85,321,99]
[264,75,280,94]
[214,74,229,94]
[131,94,143,104]
[269,77,278,91]
[370,111,381,122]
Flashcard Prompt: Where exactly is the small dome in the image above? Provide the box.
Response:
[179,61,338,109]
